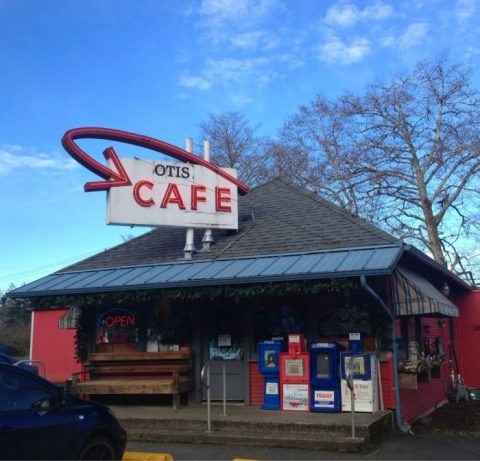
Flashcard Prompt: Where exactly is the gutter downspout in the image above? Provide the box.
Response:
[360,275,412,434]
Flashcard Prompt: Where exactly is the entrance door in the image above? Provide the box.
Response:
[203,306,245,401]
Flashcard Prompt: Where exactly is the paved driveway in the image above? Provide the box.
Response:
[127,432,480,460]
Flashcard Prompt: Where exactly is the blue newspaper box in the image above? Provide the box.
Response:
[310,342,342,412]
[258,340,283,410]
[348,332,364,354]
[340,352,373,381]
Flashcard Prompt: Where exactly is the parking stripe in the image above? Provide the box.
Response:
[122,451,174,461]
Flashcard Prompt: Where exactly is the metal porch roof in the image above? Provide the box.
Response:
[9,244,404,298]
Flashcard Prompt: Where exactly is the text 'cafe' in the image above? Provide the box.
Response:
[9,127,480,425]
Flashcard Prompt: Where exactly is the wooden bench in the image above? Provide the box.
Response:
[71,351,193,409]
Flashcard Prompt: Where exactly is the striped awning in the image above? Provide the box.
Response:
[391,267,458,317]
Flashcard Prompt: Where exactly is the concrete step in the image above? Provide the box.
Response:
[120,417,369,437]
[126,428,368,453]
[114,406,393,452]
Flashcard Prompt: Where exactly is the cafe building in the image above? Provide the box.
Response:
[9,129,479,426]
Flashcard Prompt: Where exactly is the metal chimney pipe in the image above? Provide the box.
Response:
[184,137,196,259]
[202,139,214,251]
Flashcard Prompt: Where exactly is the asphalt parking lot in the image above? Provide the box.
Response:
[126,431,480,460]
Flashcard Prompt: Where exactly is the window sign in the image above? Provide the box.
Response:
[344,356,366,375]
[264,349,277,368]
[285,358,304,377]
[96,308,137,346]
[218,334,232,347]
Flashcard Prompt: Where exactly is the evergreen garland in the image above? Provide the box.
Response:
[30,278,360,361]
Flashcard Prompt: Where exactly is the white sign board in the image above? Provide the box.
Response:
[282,384,309,411]
[266,382,279,395]
[313,389,336,409]
[107,158,239,229]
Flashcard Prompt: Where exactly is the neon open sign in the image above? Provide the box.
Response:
[97,308,136,328]
[62,127,249,230]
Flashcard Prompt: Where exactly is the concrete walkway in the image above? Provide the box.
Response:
[111,404,394,452]
[111,403,390,427]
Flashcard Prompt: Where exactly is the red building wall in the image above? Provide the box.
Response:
[398,318,454,423]
[399,368,448,423]
[31,309,81,384]
[249,362,264,406]
[455,290,480,387]
[380,353,395,409]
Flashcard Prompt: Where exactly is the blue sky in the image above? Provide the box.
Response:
[1,0,479,292]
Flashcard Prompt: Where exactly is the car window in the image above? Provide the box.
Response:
[0,368,55,412]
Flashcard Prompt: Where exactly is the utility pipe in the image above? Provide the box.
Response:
[184,138,196,259]
[202,139,214,250]
[360,275,411,434]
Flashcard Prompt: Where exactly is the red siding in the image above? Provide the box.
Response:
[31,309,81,384]
[380,353,396,409]
[399,318,453,423]
[455,290,480,387]
[400,365,448,422]
[249,361,264,406]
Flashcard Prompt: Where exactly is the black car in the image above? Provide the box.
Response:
[0,363,126,460]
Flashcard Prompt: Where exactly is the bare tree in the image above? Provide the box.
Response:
[273,56,480,282]
[277,95,384,219]
[341,56,480,276]
[198,111,269,186]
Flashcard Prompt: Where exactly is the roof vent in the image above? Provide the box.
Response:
[202,228,214,251]
[183,228,196,260]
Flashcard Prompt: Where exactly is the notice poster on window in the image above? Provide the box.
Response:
[266,382,279,395]
[285,358,304,377]
[282,384,309,411]
[218,334,231,347]
[344,356,366,375]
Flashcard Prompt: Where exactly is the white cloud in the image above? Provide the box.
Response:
[204,57,274,84]
[324,1,393,27]
[362,1,394,21]
[178,76,212,90]
[398,22,429,49]
[278,53,305,70]
[319,36,371,64]
[0,147,78,176]
[181,56,278,89]
[230,30,280,51]
[456,0,476,24]
[379,35,396,48]
[229,93,254,105]
[325,2,359,27]
[198,0,276,29]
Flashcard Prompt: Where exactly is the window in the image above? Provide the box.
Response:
[0,369,55,412]
[398,316,423,360]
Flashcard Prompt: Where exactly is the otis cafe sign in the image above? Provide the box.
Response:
[62,128,249,229]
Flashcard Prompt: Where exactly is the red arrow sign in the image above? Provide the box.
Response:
[62,127,250,195]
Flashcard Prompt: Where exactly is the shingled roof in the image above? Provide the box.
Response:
[62,177,400,273]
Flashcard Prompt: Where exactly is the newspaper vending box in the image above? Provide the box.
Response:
[280,334,310,411]
[340,333,379,412]
[258,339,283,410]
[309,342,342,412]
